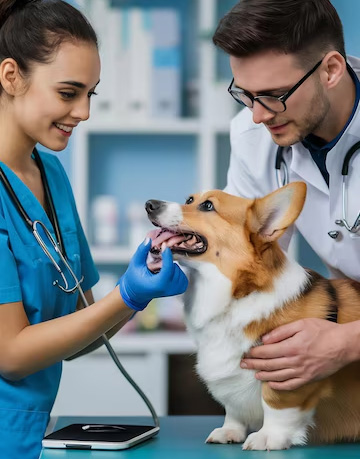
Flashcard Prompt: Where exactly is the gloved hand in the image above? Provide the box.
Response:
[118,238,188,311]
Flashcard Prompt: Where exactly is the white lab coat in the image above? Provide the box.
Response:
[225,56,360,281]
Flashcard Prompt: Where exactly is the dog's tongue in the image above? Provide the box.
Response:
[148,229,185,250]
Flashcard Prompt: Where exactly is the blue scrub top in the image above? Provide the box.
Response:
[0,151,99,458]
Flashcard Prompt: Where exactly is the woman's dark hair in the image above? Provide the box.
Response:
[0,0,98,92]
[213,0,346,68]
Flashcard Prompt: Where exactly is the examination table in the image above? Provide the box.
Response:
[40,416,360,458]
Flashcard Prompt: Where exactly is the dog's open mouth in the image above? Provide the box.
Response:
[147,227,207,272]
[150,228,207,256]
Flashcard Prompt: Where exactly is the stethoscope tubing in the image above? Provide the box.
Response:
[0,165,33,227]
[341,140,360,175]
[275,146,288,188]
[275,144,360,233]
[32,220,84,293]
[0,149,66,255]
[32,149,66,256]
[276,142,360,182]
[340,140,360,232]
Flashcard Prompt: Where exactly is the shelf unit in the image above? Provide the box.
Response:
[76,118,234,264]
[72,0,238,266]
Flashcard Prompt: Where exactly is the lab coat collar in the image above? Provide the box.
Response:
[290,56,360,195]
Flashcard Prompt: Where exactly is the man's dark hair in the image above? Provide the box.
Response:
[213,0,346,68]
[0,0,98,94]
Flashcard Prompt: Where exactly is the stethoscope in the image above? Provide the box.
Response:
[0,149,160,428]
[0,148,84,294]
[275,142,360,239]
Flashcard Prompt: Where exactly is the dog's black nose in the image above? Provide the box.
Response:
[145,200,163,215]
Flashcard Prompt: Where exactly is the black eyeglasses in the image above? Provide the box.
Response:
[228,59,323,113]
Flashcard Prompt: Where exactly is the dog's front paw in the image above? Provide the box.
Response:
[242,429,291,451]
[206,426,246,444]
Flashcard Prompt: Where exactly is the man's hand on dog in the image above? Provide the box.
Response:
[240,318,358,390]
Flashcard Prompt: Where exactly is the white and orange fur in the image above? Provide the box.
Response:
[146,182,360,450]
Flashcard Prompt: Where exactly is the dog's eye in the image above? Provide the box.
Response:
[185,196,194,205]
[199,200,215,212]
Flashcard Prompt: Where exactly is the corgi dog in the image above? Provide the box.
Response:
[145,182,360,451]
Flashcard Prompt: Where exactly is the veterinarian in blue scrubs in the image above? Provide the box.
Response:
[213,0,360,391]
[0,1,187,458]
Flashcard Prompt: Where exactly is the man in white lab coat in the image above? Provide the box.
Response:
[213,0,360,390]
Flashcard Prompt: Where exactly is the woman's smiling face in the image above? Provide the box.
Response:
[11,40,100,151]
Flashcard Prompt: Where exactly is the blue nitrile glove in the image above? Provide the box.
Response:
[118,238,188,311]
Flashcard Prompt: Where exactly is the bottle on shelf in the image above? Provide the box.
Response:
[91,195,119,246]
[127,201,153,251]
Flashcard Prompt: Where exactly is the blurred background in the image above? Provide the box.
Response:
[50,0,360,419]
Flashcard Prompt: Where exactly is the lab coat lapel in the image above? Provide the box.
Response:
[289,143,329,195]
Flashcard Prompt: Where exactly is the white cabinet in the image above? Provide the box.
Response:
[52,333,196,416]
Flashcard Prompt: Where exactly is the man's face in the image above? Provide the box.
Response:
[230,51,329,146]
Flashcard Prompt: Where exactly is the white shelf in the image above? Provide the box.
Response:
[95,331,196,355]
[91,245,133,264]
[72,0,232,234]
[82,117,201,134]
[82,116,232,135]
[72,0,232,249]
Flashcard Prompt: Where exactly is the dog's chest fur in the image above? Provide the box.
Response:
[181,259,309,423]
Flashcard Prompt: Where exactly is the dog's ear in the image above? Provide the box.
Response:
[247,182,306,242]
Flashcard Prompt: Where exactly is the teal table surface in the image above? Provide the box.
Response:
[40,415,360,458]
